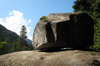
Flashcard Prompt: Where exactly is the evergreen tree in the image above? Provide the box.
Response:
[15,25,33,51]
[15,37,27,51]
[20,25,27,39]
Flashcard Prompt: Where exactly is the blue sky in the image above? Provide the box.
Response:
[0,0,75,40]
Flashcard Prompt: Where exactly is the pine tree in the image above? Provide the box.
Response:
[20,25,27,39]
[16,25,33,50]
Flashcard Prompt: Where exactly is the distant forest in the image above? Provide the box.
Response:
[0,25,33,55]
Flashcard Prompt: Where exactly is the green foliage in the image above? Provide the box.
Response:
[73,0,100,51]
[90,44,100,51]
[0,42,7,48]
[73,0,95,12]
[40,16,48,22]
[15,37,33,51]
[0,42,9,54]
[0,37,33,55]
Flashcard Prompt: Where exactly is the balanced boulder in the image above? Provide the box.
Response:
[32,13,94,50]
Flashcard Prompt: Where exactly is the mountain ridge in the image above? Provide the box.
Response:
[0,24,18,42]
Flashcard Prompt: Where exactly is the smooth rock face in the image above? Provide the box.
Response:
[32,13,94,50]
[0,50,100,66]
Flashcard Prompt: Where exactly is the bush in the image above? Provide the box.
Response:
[90,44,100,51]
[0,42,9,54]
[40,16,48,22]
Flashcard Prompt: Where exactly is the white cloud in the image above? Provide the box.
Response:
[0,10,32,40]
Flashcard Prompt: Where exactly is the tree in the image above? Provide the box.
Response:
[73,0,100,51]
[15,37,27,51]
[20,25,27,39]
[14,25,33,51]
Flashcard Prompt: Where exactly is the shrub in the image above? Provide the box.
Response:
[0,42,9,54]
[40,16,48,22]
[90,44,100,51]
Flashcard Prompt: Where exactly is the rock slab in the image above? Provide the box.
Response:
[0,50,100,66]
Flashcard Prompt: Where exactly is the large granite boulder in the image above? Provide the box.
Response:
[32,13,94,50]
[0,50,100,66]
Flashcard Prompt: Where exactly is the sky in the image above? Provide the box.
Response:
[0,0,76,40]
